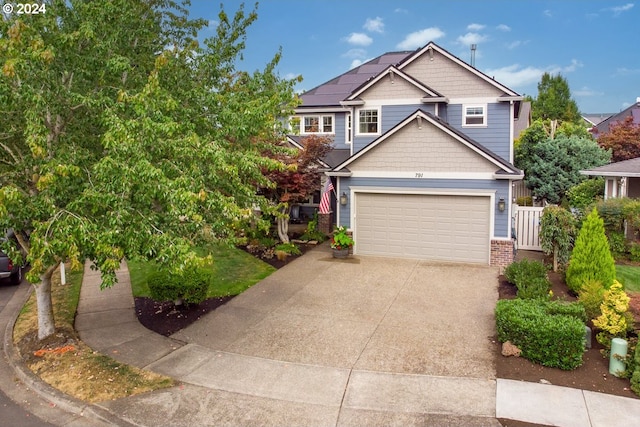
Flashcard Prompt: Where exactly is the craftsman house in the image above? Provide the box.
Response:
[291,42,525,267]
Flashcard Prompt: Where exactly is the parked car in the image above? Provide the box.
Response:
[0,231,24,285]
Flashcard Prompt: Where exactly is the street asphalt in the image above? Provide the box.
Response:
[1,243,639,426]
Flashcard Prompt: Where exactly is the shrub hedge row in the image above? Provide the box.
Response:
[495,298,586,370]
[504,259,550,300]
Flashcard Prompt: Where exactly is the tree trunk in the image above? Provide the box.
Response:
[34,266,56,340]
[277,204,290,243]
[553,245,559,272]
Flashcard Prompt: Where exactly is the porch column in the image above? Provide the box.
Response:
[318,212,332,235]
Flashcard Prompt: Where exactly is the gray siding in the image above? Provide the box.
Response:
[448,103,511,160]
[338,177,510,238]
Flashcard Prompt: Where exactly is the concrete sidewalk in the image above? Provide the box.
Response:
[2,244,640,426]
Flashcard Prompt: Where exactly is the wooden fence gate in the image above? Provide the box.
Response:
[514,205,544,251]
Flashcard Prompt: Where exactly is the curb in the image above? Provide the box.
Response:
[1,282,136,427]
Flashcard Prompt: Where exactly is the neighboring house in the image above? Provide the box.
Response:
[582,113,613,128]
[581,157,640,200]
[291,42,524,267]
[590,98,640,137]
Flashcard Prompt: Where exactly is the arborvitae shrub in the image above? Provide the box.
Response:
[566,208,616,293]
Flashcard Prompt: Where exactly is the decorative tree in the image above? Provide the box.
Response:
[525,135,610,204]
[566,208,616,293]
[597,116,640,162]
[0,2,299,340]
[262,134,332,243]
[539,206,576,272]
[593,280,631,347]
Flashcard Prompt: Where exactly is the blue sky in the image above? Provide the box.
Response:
[188,1,639,114]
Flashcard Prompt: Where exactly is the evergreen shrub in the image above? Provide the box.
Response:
[148,267,210,305]
[495,299,586,370]
[566,208,616,293]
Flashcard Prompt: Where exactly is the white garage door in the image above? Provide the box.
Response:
[355,193,491,264]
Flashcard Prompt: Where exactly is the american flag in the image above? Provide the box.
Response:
[318,178,334,214]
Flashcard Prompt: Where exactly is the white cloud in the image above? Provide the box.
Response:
[614,67,640,76]
[506,40,524,50]
[554,59,583,73]
[484,60,583,89]
[284,73,299,81]
[467,23,485,31]
[457,32,488,46]
[344,32,373,46]
[574,86,603,97]
[496,24,511,32]
[396,27,445,50]
[342,48,367,59]
[484,59,582,88]
[543,9,553,17]
[394,8,408,14]
[610,3,634,15]
[484,64,543,88]
[364,17,384,33]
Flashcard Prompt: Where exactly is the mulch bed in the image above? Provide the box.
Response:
[134,241,316,336]
[496,271,639,400]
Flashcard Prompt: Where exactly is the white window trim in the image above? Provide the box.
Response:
[300,114,335,135]
[356,106,381,136]
[345,112,352,145]
[462,104,487,127]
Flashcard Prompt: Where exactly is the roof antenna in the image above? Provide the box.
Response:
[470,44,477,67]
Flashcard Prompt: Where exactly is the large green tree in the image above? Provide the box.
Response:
[0,1,298,339]
[531,72,581,124]
[524,135,610,204]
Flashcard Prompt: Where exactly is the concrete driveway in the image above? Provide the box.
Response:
[172,244,499,379]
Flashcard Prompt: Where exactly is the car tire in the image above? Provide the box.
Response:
[10,266,22,285]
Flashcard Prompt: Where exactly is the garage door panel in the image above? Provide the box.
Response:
[355,193,490,264]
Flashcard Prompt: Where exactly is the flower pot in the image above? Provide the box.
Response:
[332,247,349,258]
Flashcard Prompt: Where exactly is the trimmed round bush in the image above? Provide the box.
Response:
[495,299,586,370]
[148,267,210,305]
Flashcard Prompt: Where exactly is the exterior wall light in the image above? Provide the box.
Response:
[340,192,348,206]
[498,197,506,212]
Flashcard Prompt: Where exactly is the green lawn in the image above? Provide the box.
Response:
[615,264,640,293]
[128,243,275,298]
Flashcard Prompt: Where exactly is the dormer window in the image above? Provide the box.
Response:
[302,114,334,134]
[463,105,486,127]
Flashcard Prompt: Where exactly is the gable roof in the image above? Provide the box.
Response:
[397,42,521,99]
[328,109,522,178]
[343,65,446,103]
[582,157,640,178]
[592,100,640,135]
[297,42,522,111]
[298,52,412,108]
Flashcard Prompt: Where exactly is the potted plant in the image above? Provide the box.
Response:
[330,226,354,258]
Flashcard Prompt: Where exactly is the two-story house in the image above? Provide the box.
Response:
[291,42,524,267]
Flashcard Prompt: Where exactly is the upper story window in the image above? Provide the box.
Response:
[357,108,379,135]
[301,114,334,134]
[345,113,352,144]
[463,105,486,127]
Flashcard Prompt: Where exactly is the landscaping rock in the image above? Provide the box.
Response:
[502,341,522,357]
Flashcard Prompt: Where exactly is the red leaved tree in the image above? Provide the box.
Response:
[597,116,640,162]
[263,134,332,242]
